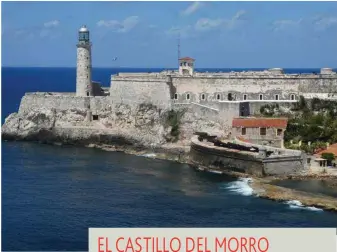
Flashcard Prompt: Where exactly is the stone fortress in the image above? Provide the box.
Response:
[3,25,337,176]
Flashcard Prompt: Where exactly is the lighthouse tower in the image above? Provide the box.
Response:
[76,25,92,96]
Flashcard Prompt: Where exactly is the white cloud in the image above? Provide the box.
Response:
[272,18,302,32]
[181,2,204,16]
[97,16,140,33]
[195,18,223,31]
[224,10,247,29]
[194,10,247,32]
[43,20,60,28]
[313,16,337,31]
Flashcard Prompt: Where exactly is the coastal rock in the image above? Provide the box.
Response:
[2,94,230,149]
[2,110,55,140]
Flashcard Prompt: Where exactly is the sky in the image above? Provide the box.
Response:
[2,1,337,68]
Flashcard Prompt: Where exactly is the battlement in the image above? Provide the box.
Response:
[111,68,337,80]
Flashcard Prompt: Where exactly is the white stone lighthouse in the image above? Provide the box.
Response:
[76,25,92,96]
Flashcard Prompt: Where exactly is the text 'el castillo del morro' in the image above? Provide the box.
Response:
[2,25,337,179]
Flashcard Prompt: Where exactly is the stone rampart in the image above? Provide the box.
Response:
[234,137,308,175]
[190,136,264,176]
[18,93,90,114]
[189,136,307,176]
[110,76,173,110]
[171,76,337,103]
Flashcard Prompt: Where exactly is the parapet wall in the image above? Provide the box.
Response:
[234,137,308,175]
[18,93,119,115]
[110,76,173,110]
[18,93,90,114]
[190,136,307,176]
[171,76,337,103]
[190,136,264,176]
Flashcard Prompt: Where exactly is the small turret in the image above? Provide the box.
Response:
[268,68,284,75]
[179,57,195,76]
[320,68,334,75]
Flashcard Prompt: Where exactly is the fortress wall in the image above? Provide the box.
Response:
[298,78,337,93]
[89,96,114,115]
[117,73,164,77]
[190,138,264,176]
[172,77,300,102]
[110,77,172,110]
[18,93,90,114]
[171,76,337,102]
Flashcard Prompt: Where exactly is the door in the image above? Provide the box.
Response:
[239,102,250,117]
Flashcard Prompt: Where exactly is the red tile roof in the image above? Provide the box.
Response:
[232,117,288,129]
[179,57,195,61]
[315,143,337,157]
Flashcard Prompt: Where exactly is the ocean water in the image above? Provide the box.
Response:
[2,67,337,251]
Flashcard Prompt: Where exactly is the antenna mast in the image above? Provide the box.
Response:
[177,33,181,66]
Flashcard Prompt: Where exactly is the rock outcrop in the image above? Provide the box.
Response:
[2,97,227,149]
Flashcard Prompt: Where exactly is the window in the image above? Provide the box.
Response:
[92,115,98,120]
[87,75,89,79]
[277,129,282,136]
[180,63,183,66]
[290,94,295,100]
[275,94,279,100]
[87,57,89,60]
[243,94,247,100]
[228,93,233,101]
[201,93,206,101]
[241,128,246,135]
[186,93,190,100]
[216,94,221,100]
[260,128,266,136]
[174,93,178,100]
[259,94,263,100]
[86,92,89,96]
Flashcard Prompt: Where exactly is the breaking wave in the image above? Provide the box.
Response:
[285,200,323,212]
[139,153,157,158]
[226,178,254,196]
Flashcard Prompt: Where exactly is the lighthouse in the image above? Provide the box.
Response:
[76,25,92,96]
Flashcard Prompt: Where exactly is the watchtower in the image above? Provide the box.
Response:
[76,25,92,96]
[179,57,195,76]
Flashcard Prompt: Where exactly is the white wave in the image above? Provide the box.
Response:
[226,178,254,196]
[285,200,323,212]
[140,153,157,158]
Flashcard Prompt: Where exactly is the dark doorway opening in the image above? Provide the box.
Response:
[92,115,98,120]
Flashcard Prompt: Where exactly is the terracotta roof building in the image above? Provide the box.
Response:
[179,57,195,61]
[315,143,337,156]
[232,117,288,148]
[179,56,195,76]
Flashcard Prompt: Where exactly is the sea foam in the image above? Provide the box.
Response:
[140,153,157,158]
[285,200,323,212]
[226,178,254,196]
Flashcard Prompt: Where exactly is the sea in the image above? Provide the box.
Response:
[2,67,337,251]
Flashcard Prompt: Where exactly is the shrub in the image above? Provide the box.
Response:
[321,152,335,161]
[165,109,185,142]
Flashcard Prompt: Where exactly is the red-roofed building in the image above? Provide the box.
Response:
[179,57,195,61]
[179,56,195,76]
[232,117,288,148]
[314,143,337,167]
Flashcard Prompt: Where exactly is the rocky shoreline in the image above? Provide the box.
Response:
[3,134,337,213]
